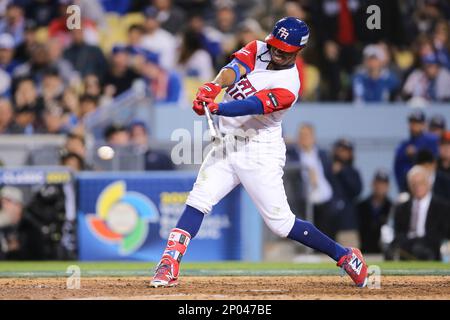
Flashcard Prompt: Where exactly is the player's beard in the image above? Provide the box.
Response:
[268,47,298,70]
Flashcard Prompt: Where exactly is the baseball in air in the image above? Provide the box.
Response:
[97,146,115,160]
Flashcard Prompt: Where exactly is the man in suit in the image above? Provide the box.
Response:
[286,123,336,239]
[415,149,450,202]
[391,165,449,260]
[438,132,450,175]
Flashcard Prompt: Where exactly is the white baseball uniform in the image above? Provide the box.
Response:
[186,40,301,237]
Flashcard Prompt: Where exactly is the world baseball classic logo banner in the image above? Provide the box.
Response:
[77,172,241,261]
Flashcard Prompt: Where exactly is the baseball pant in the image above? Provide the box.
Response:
[186,134,296,237]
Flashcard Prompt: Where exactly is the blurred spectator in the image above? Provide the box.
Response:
[402,53,450,103]
[41,68,64,104]
[0,186,24,260]
[82,73,111,106]
[0,33,19,76]
[21,183,69,259]
[13,43,50,83]
[125,25,150,74]
[78,94,98,120]
[433,19,450,69]
[310,0,362,75]
[356,169,392,254]
[0,0,9,17]
[0,3,25,46]
[232,19,264,51]
[8,105,36,134]
[394,110,439,192]
[352,44,400,103]
[60,151,85,171]
[13,42,74,87]
[0,186,24,227]
[177,28,214,81]
[83,73,101,97]
[213,4,237,57]
[151,0,186,35]
[319,40,344,101]
[127,24,145,50]
[413,0,450,35]
[428,114,446,140]
[9,76,44,132]
[100,0,131,15]
[187,14,222,69]
[103,45,140,97]
[75,0,107,31]
[286,123,336,239]
[39,105,69,134]
[129,120,174,170]
[63,29,107,79]
[409,34,436,73]
[59,87,79,130]
[24,0,58,27]
[140,6,177,71]
[141,51,182,104]
[0,98,13,133]
[438,132,450,175]
[0,70,11,98]
[47,38,79,86]
[64,132,87,159]
[14,19,38,62]
[390,165,449,260]
[415,149,450,201]
[13,77,41,110]
[331,138,362,235]
[104,123,129,146]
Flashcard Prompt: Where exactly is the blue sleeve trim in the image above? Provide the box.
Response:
[223,60,241,83]
[222,58,252,84]
[233,58,252,74]
[217,96,263,117]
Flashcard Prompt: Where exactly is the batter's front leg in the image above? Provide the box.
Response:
[151,147,240,288]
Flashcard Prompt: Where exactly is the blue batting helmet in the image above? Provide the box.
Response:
[265,17,310,52]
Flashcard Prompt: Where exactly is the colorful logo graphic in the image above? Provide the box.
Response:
[87,181,159,255]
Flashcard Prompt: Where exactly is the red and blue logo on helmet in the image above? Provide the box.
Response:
[265,17,310,53]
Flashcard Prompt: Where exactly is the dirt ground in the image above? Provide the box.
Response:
[0,276,449,300]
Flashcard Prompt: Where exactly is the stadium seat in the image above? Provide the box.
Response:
[27,145,61,166]
[35,27,49,43]
[99,14,127,53]
[121,13,145,29]
[395,50,414,71]
[303,64,320,101]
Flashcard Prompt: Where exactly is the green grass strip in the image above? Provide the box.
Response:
[0,261,448,278]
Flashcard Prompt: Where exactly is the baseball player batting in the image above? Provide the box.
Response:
[151,17,369,288]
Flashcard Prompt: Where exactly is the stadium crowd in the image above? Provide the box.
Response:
[0,0,450,260]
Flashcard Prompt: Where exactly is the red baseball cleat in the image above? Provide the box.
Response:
[150,228,191,288]
[337,248,368,288]
[150,257,179,288]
